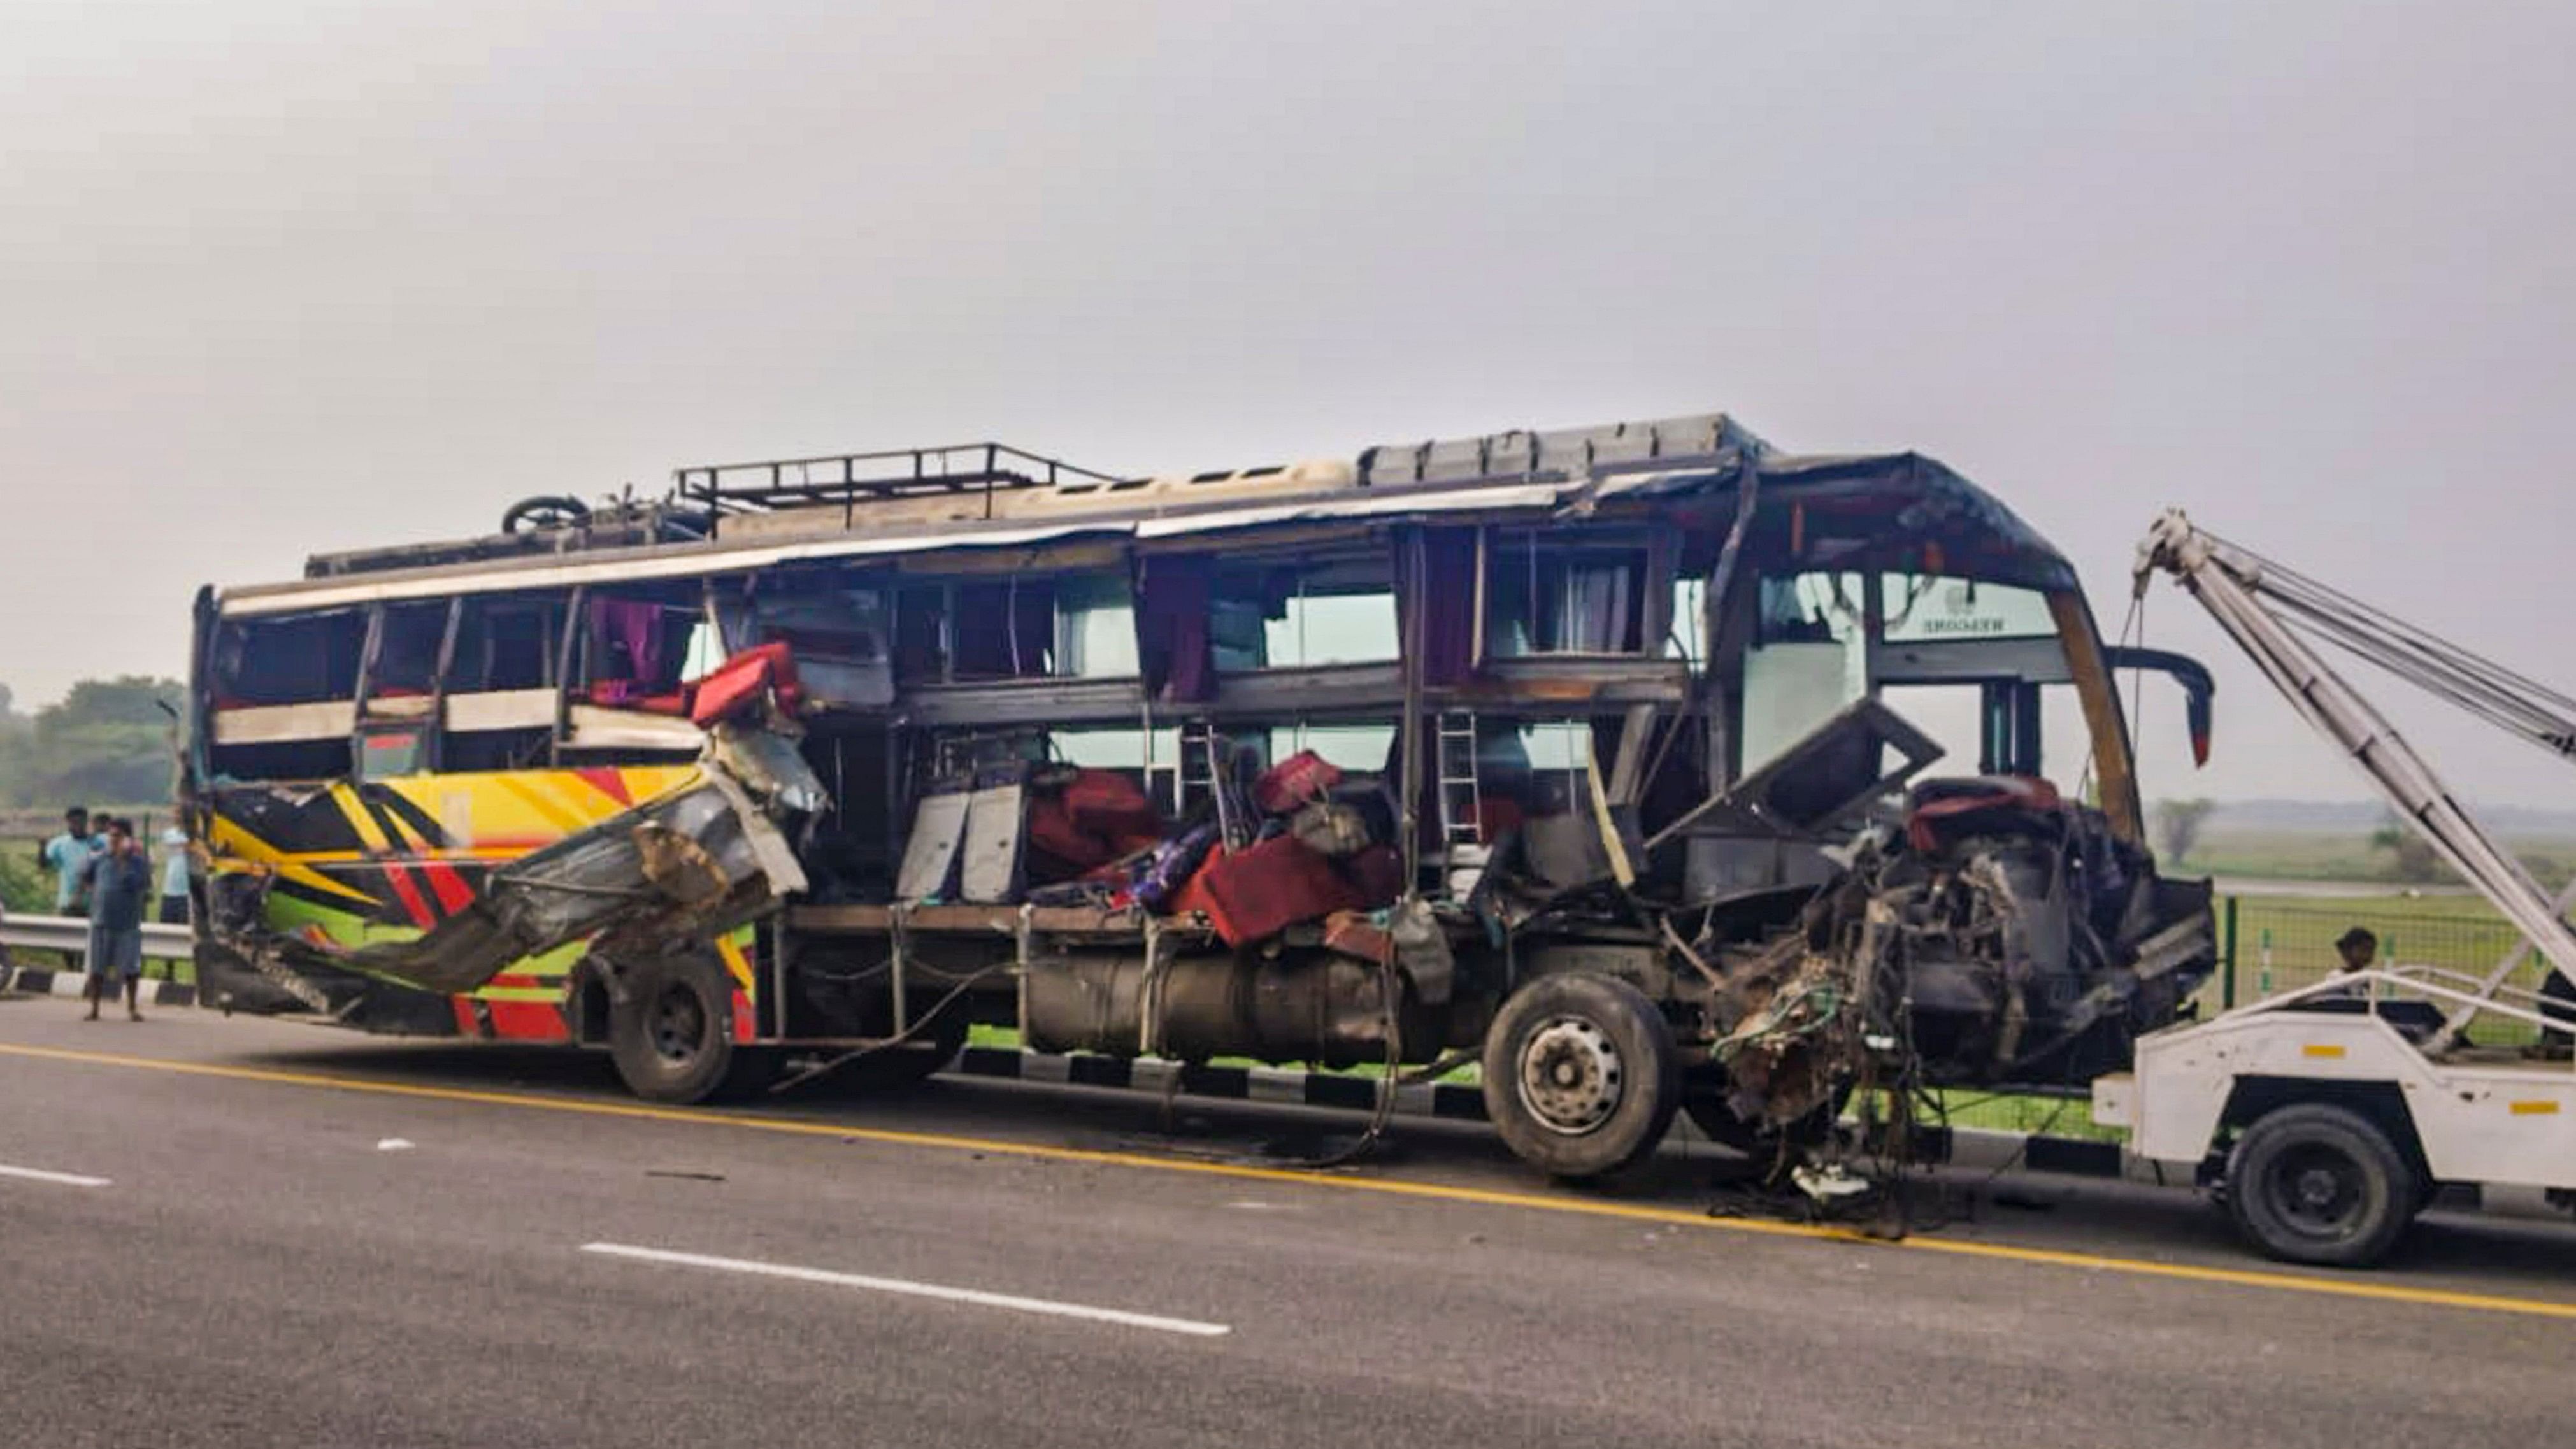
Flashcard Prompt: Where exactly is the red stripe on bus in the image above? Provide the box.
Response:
[418,859,477,915]
[380,864,437,931]
[450,998,480,1036]
[576,769,634,807]
[485,1001,572,1043]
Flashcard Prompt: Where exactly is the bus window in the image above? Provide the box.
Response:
[750,579,892,705]
[212,610,367,706]
[896,573,1138,683]
[1054,574,1138,678]
[1213,558,1399,670]
[1268,721,1398,772]
[1878,573,2057,643]
[1740,571,1867,776]
[450,596,561,693]
[580,594,703,708]
[1485,532,1647,656]
[368,603,450,701]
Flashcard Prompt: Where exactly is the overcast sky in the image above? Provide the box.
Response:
[4,1,2572,810]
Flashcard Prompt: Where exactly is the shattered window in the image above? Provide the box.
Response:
[1054,573,1139,678]
[450,595,561,693]
[746,573,892,706]
[899,572,1136,682]
[211,610,368,706]
[1742,571,1868,777]
[1213,559,1399,669]
[1878,573,2059,643]
[1670,576,1705,662]
[1487,533,1647,656]
[581,595,704,702]
[1756,571,1865,647]
[1268,722,1398,772]
[1052,725,1179,771]
[369,603,450,697]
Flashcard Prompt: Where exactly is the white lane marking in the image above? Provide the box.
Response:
[579,1242,1230,1338]
[0,1162,111,1188]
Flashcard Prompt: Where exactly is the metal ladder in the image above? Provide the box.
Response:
[1435,711,1483,847]
[1171,721,1246,848]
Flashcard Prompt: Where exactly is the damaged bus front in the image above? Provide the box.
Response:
[185,414,2216,1180]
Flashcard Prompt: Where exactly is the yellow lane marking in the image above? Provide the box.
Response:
[7,1040,2576,1322]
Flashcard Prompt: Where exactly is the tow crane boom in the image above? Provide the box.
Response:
[2133,510,2576,1050]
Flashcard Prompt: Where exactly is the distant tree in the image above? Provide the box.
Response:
[2369,813,2449,885]
[2154,797,2217,864]
[0,676,185,809]
[37,676,183,735]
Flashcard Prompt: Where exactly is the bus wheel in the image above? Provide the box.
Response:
[1482,973,1679,1183]
[610,952,751,1104]
[2226,1103,2419,1267]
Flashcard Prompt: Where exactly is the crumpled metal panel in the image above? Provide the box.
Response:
[240,722,822,997]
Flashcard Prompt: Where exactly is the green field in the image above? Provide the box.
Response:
[2177,825,2576,892]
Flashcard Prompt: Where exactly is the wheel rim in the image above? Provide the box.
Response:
[647,981,708,1065]
[1517,1016,1624,1136]
[2262,1141,2370,1241]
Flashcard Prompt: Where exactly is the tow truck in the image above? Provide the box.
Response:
[2095,511,2576,1265]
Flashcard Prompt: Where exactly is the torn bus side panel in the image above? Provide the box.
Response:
[198,719,826,1013]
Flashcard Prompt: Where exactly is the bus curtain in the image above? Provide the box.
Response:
[590,599,666,684]
[1137,555,1216,704]
[1405,527,1478,688]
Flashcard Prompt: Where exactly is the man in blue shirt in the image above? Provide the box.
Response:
[39,806,97,916]
[80,818,152,1022]
[157,824,192,925]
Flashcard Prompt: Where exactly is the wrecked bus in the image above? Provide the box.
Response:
[185,412,2219,1179]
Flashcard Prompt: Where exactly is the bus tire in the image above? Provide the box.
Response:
[1482,973,1679,1183]
[2226,1102,2419,1267]
[609,952,752,1105]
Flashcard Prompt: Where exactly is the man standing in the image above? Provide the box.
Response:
[41,806,95,916]
[157,823,191,925]
[80,818,152,1022]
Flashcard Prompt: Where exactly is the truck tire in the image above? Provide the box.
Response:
[1482,973,1680,1182]
[609,952,766,1104]
[2226,1102,2420,1267]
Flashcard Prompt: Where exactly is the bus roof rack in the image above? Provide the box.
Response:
[675,443,1132,522]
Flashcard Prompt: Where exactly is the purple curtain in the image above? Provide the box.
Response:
[1137,555,1215,704]
[590,600,664,682]
[1408,527,1478,688]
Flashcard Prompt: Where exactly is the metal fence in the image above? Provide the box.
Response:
[0,915,194,978]
[2214,896,2561,1044]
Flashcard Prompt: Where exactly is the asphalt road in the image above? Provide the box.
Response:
[2,996,2572,1448]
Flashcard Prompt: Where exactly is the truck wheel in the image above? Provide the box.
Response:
[1482,973,1679,1182]
[610,952,757,1104]
[845,1009,970,1094]
[2226,1103,2419,1267]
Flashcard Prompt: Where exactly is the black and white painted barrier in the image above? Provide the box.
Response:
[0,964,199,1008]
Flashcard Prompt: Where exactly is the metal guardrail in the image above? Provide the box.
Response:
[0,915,193,962]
